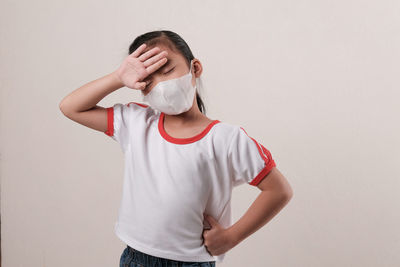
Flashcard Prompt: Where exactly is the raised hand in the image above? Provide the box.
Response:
[114,43,168,90]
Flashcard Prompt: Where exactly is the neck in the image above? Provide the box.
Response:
[163,99,204,125]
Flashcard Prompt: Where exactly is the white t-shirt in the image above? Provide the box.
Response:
[104,102,276,263]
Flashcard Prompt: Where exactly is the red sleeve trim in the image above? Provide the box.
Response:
[127,102,149,108]
[239,127,277,186]
[249,159,276,186]
[104,102,147,137]
[104,107,114,136]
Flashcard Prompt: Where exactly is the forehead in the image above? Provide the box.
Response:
[143,43,184,63]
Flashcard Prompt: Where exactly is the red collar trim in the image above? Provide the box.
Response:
[158,112,220,144]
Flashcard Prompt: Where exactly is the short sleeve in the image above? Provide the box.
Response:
[104,102,149,151]
[227,126,276,187]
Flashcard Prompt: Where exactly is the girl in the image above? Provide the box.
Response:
[60,30,293,267]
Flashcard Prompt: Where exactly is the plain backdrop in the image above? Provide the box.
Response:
[1,0,399,267]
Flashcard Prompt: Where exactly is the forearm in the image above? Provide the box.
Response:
[59,71,123,114]
[226,190,292,246]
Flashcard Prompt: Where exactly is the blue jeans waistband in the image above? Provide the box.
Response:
[123,245,216,267]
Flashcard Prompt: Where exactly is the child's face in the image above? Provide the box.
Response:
[141,44,196,96]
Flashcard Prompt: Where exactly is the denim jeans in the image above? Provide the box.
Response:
[119,245,216,267]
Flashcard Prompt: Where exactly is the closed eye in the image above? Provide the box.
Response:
[145,67,175,88]
[164,67,174,75]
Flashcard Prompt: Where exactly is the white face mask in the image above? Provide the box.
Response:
[142,59,197,115]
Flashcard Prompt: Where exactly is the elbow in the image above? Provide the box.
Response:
[280,185,294,203]
[59,94,72,114]
[59,100,64,111]
[59,99,72,117]
[59,100,67,115]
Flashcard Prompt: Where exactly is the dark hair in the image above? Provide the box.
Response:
[128,30,206,115]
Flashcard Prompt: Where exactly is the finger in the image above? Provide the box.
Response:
[145,57,168,75]
[205,214,219,227]
[202,229,209,238]
[137,46,162,62]
[134,81,146,90]
[130,43,147,58]
[143,50,168,68]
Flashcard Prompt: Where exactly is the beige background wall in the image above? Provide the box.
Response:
[1,0,399,266]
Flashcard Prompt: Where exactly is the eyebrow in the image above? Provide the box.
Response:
[147,60,174,80]
[162,59,173,68]
[156,59,173,73]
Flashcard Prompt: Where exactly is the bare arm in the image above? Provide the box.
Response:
[59,71,123,113]
[202,167,293,256]
[58,43,169,134]
[58,71,123,133]
[226,167,293,246]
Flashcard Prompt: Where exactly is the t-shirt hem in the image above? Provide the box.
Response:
[114,222,222,263]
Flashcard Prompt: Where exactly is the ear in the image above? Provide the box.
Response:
[192,59,202,78]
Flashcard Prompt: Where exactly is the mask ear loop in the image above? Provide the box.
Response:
[189,59,196,90]
[189,60,199,111]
